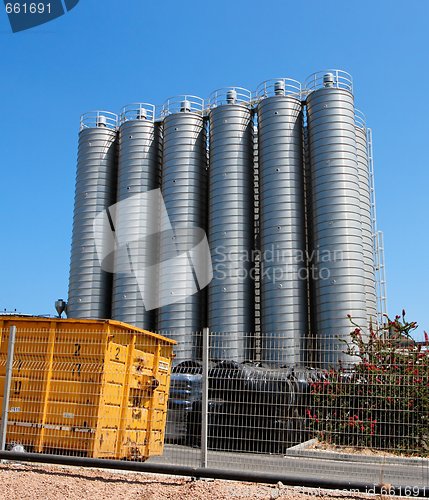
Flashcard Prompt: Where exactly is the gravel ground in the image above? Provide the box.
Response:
[0,463,401,499]
[308,440,420,458]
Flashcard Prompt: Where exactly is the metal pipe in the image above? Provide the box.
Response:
[200,327,209,468]
[0,326,16,451]
[0,451,425,497]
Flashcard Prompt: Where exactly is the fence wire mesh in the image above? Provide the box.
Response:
[1,323,428,490]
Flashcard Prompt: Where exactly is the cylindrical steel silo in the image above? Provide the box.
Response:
[111,104,161,331]
[256,78,307,366]
[67,111,118,319]
[208,88,255,362]
[305,70,366,366]
[355,110,377,328]
[157,96,208,362]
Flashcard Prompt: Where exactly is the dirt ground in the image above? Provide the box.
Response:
[0,463,402,499]
[308,439,418,458]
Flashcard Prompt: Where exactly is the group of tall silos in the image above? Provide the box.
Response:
[67,69,379,366]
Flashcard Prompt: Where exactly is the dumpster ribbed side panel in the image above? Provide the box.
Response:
[111,119,161,331]
[0,316,175,460]
[68,127,117,319]
[157,112,207,361]
[257,95,307,366]
[355,125,377,327]
[208,105,254,362]
[307,87,366,364]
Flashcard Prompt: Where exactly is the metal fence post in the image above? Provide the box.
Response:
[201,327,209,468]
[0,326,17,452]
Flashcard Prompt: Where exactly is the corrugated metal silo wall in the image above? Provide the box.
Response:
[257,95,307,366]
[67,126,118,319]
[306,87,366,365]
[157,111,207,361]
[111,118,161,331]
[355,124,377,327]
[208,104,255,362]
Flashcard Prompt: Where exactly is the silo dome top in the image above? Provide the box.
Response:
[120,103,155,124]
[304,69,353,94]
[161,95,204,118]
[80,111,118,131]
[256,78,302,101]
[208,87,252,109]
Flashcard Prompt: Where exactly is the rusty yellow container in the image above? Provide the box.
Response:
[0,316,175,460]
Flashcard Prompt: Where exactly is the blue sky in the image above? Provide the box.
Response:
[0,0,427,338]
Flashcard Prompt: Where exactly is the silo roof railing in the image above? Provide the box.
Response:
[304,69,353,94]
[80,111,119,131]
[161,95,205,118]
[208,87,252,109]
[255,78,302,101]
[120,103,156,124]
[355,108,367,129]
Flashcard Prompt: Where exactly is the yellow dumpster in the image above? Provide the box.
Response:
[0,316,175,460]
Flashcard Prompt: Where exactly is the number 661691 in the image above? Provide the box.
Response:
[5,3,51,14]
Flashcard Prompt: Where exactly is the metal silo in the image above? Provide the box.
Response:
[256,78,307,366]
[208,87,255,362]
[67,111,118,319]
[355,110,377,328]
[305,71,366,366]
[157,96,208,362]
[111,104,161,331]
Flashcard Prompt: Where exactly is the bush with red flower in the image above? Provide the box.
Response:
[307,311,429,455]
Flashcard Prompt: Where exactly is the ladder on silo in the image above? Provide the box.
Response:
[367,128,388,326]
